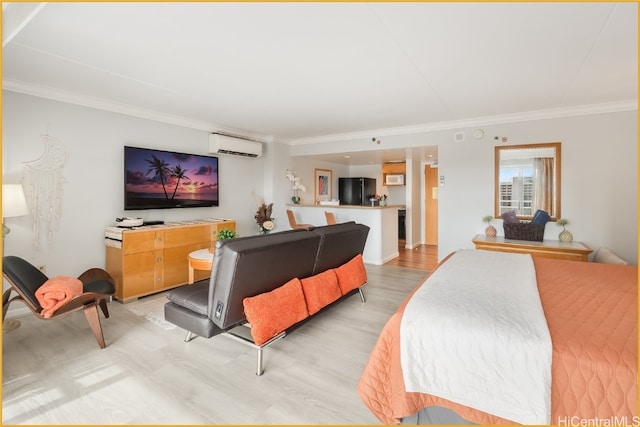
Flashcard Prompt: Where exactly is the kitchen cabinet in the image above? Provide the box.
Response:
[382,162,406,186]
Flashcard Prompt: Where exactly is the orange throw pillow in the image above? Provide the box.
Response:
[300,269,342,315]
[243,278,309,346]
[335,254,367,295]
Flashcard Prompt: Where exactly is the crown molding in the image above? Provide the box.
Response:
[4,79,635,146]
[2,79,272,142]
[289,100,638,145]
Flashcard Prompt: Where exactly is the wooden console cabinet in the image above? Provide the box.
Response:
[105,219,236,302]
[472,234,592,262]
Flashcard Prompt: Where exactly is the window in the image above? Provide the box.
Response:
[499,162,533,216]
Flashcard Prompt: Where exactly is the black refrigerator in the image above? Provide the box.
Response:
[339,177,377,206]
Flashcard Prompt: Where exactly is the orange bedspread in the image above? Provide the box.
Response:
[357,257,638,425]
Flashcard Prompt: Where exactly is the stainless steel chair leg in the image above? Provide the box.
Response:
[184,331,197,342]
[256,347,264,376]
[358,287,366,303]
[222,328,284,375]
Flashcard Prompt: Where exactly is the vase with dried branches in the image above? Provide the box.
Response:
[255,202,274,234]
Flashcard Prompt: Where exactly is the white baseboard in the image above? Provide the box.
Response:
[405,241,423,250]
[364,252,400,265]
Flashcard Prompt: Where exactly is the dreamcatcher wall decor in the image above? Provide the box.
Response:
[22,134,68,249]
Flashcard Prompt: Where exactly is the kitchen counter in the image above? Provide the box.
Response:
[287,204,400,265]
[287,204,404,209]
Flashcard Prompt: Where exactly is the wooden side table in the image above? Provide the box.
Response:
[187,249,214,284]
[472,234,592,262]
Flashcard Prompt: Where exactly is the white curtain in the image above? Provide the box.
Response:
[532,157,553,214]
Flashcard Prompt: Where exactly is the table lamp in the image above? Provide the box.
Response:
[2,184,29,237]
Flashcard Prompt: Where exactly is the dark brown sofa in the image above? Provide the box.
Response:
[164,222,370,374]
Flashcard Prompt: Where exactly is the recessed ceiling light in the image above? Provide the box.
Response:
[344,155,351,158]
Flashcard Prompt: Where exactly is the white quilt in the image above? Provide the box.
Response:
[400,250,552,424]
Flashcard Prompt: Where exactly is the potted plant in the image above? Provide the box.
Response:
[286,169,306,204]
[483,215,496,237]
[217,228,236,240]
[556,218,573,242]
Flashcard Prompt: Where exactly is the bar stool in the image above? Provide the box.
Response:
[325,211,337,225]
[286,209,313,230]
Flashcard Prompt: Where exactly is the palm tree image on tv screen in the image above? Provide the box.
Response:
[124,146,219,210]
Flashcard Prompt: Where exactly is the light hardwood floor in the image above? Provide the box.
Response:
[385,242,439,271]
[2,257,433,424]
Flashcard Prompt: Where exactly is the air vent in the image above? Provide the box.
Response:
[208,133,262,158]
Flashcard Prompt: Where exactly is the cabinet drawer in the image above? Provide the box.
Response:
[123,230,162,254]
[472,235,592,262]
[164,225,211,248]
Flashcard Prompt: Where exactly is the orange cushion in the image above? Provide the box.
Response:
[243,278,309,346]
[335,254,367,295]
[300,269,342,315]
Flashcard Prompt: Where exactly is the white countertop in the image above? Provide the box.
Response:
[287,204,403,210]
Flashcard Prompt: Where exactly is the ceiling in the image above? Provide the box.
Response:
[2,2,637,165]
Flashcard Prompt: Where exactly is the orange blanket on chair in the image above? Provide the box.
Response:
[35,276,83,318]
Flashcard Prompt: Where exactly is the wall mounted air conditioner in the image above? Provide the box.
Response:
[208,133,263,158]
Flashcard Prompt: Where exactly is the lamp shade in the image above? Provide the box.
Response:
[2,184,29,218]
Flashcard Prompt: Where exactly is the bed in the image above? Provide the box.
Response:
[358,250,637,425]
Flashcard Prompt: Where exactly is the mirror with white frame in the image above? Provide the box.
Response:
[494,142,561,221]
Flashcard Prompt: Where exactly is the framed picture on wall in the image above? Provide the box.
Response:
[314,168,332,203]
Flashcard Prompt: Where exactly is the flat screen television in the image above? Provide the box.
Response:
[124,146,219,210]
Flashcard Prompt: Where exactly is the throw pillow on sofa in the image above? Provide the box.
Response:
[243,278,309,346]
[334,254,367,295]
[300,269,342,315]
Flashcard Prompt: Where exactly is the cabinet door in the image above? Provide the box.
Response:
[165,242,213,286]
[383,163,406,174]
[122,251,157,298]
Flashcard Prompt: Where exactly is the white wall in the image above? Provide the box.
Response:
[438,111,638,264]
[4,91,637,278]
[406,155,422,249]
[386,185,406,206]
[292,111,638,265]
[2,91,273,277]
[286,157,349,206]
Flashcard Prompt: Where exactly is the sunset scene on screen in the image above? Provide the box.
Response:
[124,146,219,209]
